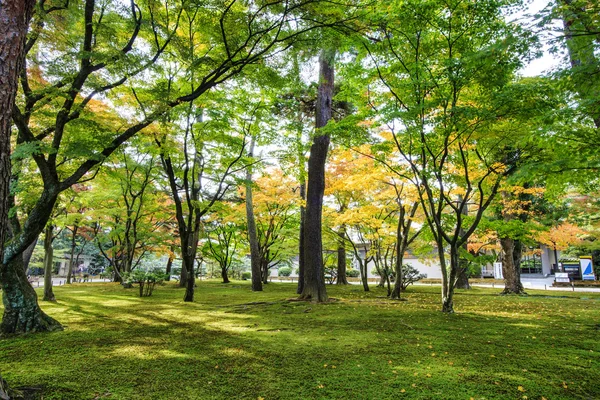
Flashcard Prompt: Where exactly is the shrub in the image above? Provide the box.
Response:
[398,264,426,290]
[122,270,168,297]
[241,271,251,280]
[346,269,360,278]
[278,266,292,277]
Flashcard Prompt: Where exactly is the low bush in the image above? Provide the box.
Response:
[278,267,292,277]
[122,270,168,297]
[241,272,251,280]
[346,269,360,278]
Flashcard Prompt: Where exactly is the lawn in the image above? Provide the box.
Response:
[1,281,599,400]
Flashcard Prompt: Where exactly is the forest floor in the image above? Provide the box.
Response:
[0,281,599,400]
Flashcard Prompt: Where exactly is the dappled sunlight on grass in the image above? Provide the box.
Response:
[0,281,598,399]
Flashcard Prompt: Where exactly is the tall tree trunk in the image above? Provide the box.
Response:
[42,224,56,302]
[245,137,262,291]
[296,182,306,294]
[336,229,348,285]
[300,49,335,302]
[0,0,60,334]
[0,0,35,263]
[66,224,78,284]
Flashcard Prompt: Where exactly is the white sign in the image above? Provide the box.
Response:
[580,257,596,281]
[555,272,570,283]
[493,262,503,279]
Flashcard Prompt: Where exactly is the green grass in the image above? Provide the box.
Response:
[1,281,599,400]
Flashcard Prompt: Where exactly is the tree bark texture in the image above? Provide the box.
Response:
[42,224,56,302]
[300,49,335,302]
[0,0,61,334]
[1,256,61,334]
[500,237,526,294]
[0,0,35,263]
[245,137,262,291]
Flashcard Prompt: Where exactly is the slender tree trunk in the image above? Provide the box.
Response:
[42,225,56,302]
[165,246,174,281]
[183,254,194,302]
[66,225,78,284]
[454,195,471,289]
[553,246,560,272]
[336,229,348,285]
[300,49,335,302]
[245,138,262,291]
[296,182,306,294]
[391,217,404,299]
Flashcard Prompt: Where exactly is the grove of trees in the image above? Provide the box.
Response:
[1,0,600,334]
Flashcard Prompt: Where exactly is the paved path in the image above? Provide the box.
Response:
[28,276,600,293]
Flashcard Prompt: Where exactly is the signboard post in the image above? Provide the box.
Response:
[580,256,596,281]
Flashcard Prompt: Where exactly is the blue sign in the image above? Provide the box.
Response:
[580,257,596,281]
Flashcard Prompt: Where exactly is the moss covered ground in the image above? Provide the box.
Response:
[1,281,599,399]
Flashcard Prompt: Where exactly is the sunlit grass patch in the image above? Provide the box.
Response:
[0,281,599,399]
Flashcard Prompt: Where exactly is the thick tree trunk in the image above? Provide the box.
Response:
[0,0,59,335]
[300,49,334,302]
[454,268,471,289]
[0,0,35,264]
[336,229,348,285]
[500,237,526,294]
[0,256,61,334]
[296,182,306,294]
[245,137,262,291]
[42,225,55,302]
[221,267,230,284]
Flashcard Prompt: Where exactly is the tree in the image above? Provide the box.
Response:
[0,0,54,334]
[3,0,347,331]
[362,0,534,312]
[202,202,246,284]
[251,172,300,284]
[300,49,335,302]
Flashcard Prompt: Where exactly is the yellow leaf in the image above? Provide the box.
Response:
[400,389,406,393]
[518,386,526,392]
